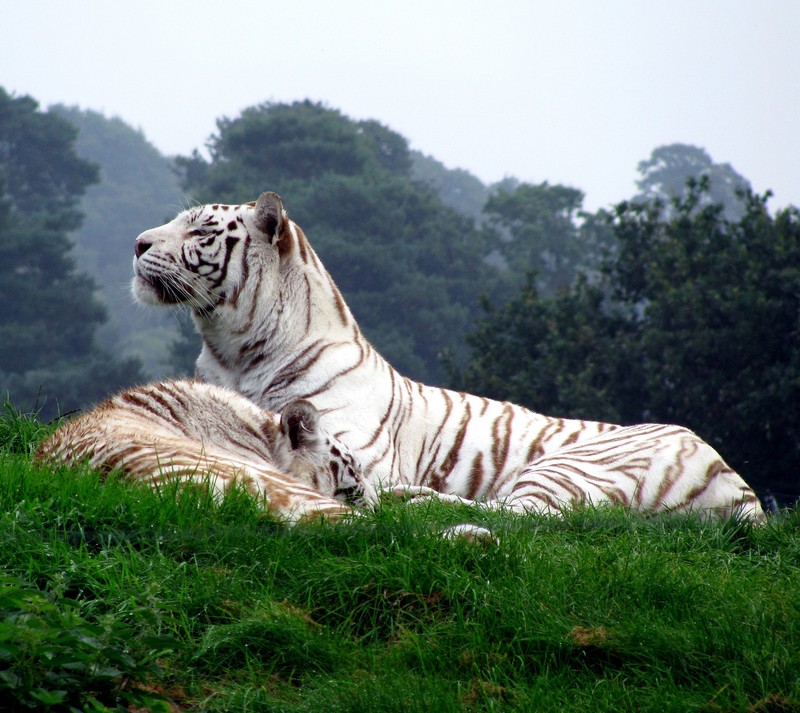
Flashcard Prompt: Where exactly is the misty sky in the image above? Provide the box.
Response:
[3,1,799,212]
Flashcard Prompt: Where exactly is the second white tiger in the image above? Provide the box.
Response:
[37,380,376,523]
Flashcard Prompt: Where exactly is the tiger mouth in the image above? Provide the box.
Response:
[140,274,190,305]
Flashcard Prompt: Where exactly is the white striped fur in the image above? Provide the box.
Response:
[130,192,765,523]
[36,380,376,524]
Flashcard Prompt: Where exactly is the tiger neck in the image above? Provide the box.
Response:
[193,241,385,407]
[191,242,549,491]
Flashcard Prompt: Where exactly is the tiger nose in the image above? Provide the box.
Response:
[134,237,152,258]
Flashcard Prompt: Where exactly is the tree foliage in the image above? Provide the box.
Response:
[51,105,185,378]
[0,88,143,419]
[410,151,490,221]
[634,143,752,220]
[451,181,800,501]
[0,90,97,223]
[483,181,614,295]
[175,100,501,383]
[446,276,637,423]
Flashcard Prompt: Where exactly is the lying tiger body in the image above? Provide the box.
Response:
[36,380,375,523]
[131,192,765,523]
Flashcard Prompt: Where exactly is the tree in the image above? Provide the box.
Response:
[607,183,800,500]
[634,143,751,220]
[0,88,143,419]
[446,275,639,423]
[0,91,97,222]
[176,100,500,383]
[410,151,489,221]
[482,182,614,296]
[451,181,800,503]
[51,105,185,378]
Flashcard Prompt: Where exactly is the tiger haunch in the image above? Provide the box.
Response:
[132,193,765,523]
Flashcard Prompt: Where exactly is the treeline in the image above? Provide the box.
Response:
[449,183,800,504]
[0,89,143,417]
[0,88,797,501]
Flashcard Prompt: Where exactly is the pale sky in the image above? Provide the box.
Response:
[3,0,798,212]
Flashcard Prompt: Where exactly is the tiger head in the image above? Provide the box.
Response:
[277,399,377,508]
[132,192,289,312]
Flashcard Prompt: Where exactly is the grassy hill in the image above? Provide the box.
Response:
[1,403,799,712]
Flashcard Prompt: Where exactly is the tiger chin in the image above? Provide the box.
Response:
[131,192,766,527]
[36,380,377,525]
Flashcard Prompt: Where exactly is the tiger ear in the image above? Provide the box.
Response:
[254,191,286,243]
[280,400,321,451]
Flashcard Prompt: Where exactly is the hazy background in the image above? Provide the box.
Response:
[3,0,798,212]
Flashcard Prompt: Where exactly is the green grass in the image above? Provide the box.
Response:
[1,403,799,712]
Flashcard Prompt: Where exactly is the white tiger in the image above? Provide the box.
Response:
[36,380,376,524]
[130,192,765,523]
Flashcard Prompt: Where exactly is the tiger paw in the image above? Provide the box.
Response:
[441,523,499,544]
[388,484,441,501]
